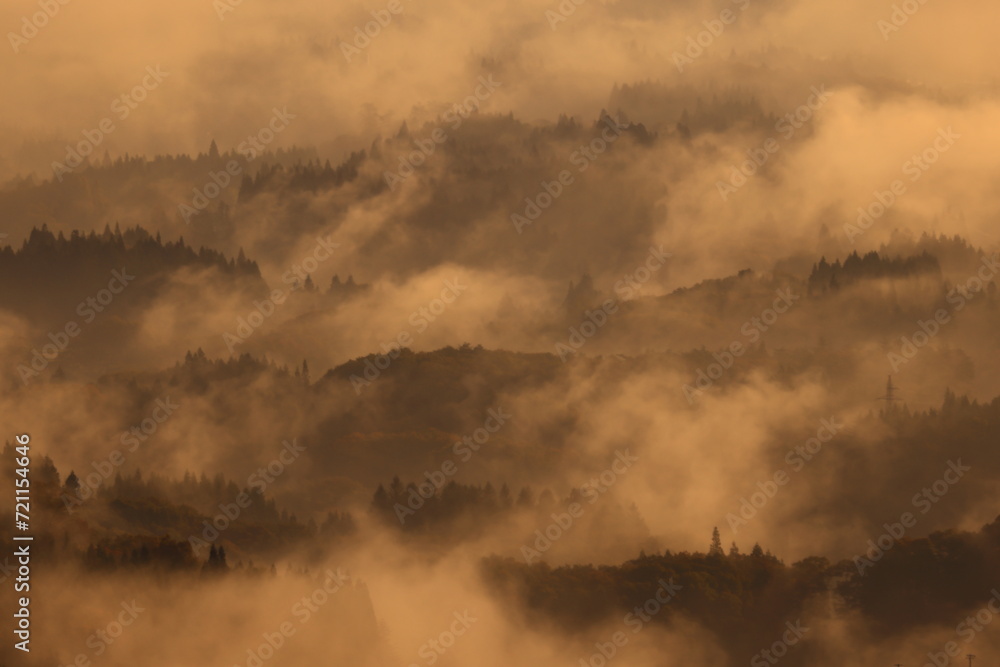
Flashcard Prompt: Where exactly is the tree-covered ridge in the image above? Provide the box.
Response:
[5,142,321,190]
[0,224,267,327]
[483,513,1000,664]
[370,476,528,532]
[369,476,651,554]
[808,250,941,294]
[69,344,1000,530]
[879,232,984,275]
[483,544,824,663]
[2,223,259,277]
[164,348,308,390]
[840,517,1000,634]
[608,81,777,134]
[0,440,355,574]
[236,151,367,200]
[659,267,756,301]
[320,345,565,434]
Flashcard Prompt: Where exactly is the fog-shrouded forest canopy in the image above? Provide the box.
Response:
[2,0,1000,665]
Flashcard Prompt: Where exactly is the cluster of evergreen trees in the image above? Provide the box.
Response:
[1,439,355,576]
[808,250,941,294]
[4,224,259,277]
[84,534,200,572]
[237,151,366,200]
[0,224,265,324]
[371,477,529,532]
[483,532,812,661]
[485,514,1000,664]
[609,81,776,135]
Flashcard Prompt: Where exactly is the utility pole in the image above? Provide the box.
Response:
[966,654,975,667]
